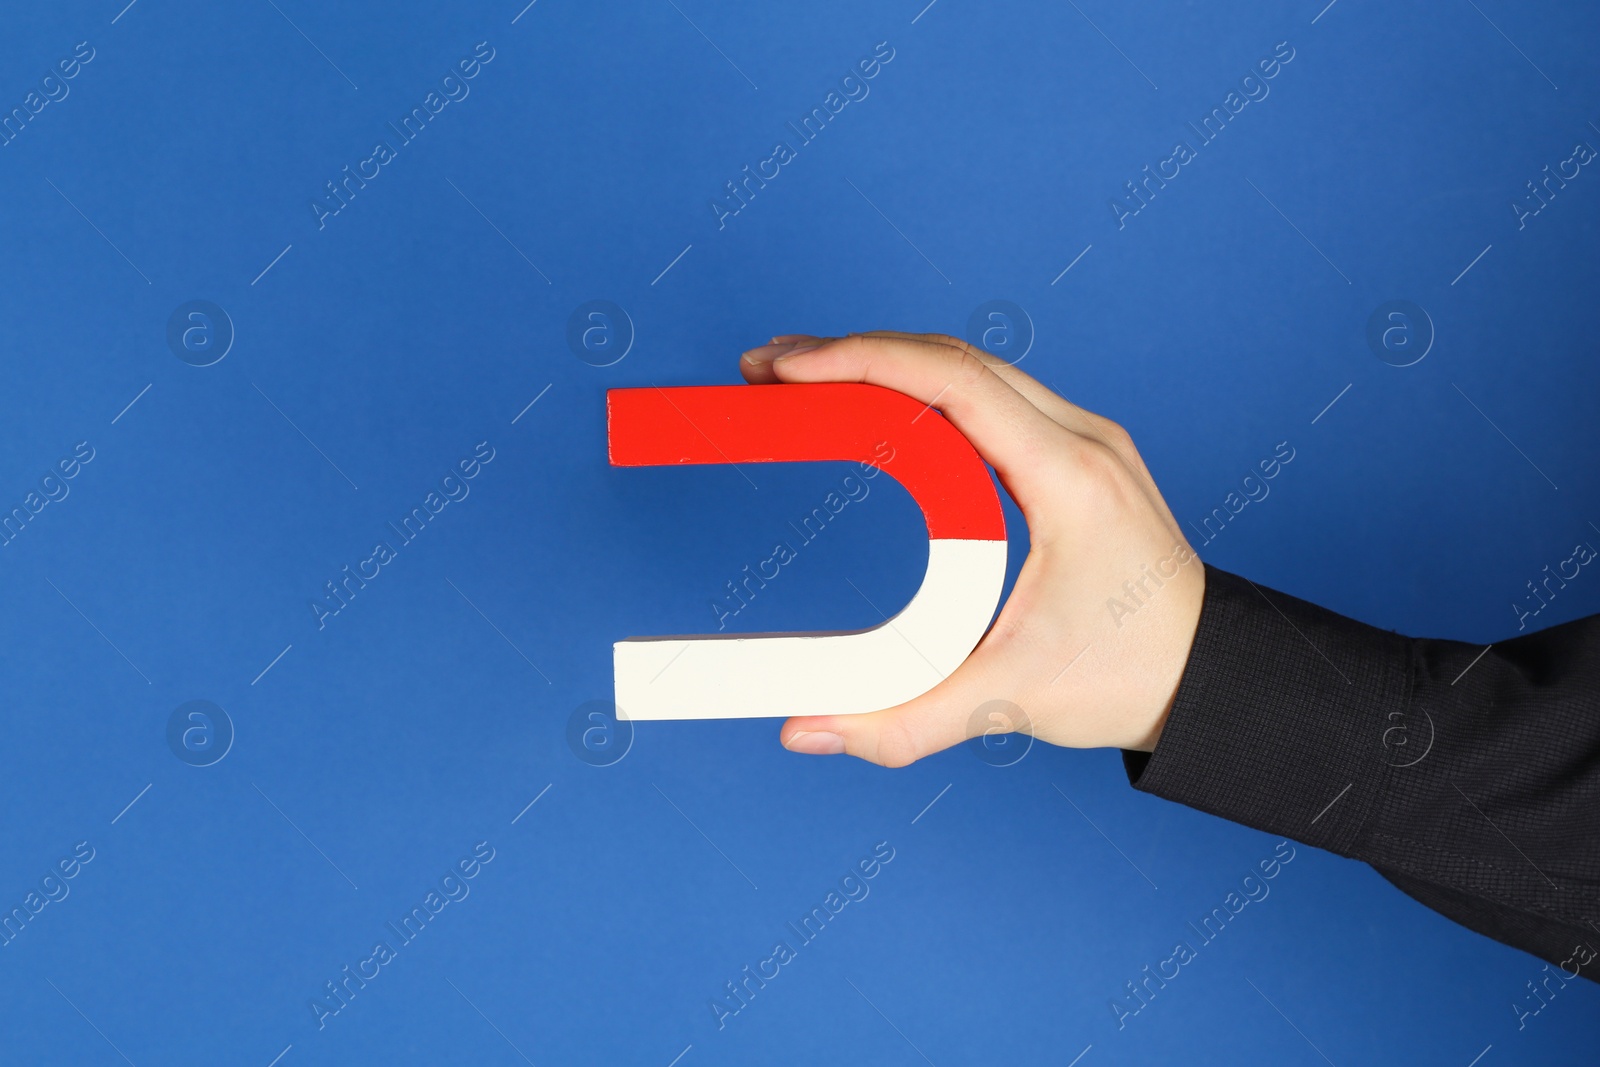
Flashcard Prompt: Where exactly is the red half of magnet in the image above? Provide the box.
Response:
[607,383,1005,542]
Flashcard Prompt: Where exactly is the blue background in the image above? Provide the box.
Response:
[2,0,1597,1063]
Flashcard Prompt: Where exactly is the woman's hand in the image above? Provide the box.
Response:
[738,331,1206,766]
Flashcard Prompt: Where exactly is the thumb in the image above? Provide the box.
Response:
[779,659,1025,767]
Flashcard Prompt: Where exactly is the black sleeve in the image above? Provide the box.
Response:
[1122,564,1600,982]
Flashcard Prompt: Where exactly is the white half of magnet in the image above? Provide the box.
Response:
[613,538,1007,720]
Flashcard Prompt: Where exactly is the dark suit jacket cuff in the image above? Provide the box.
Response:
[1121,564,1412,856]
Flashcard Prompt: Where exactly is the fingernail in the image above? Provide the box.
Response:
[742,341,798,365]
[743,340,827,366]
[784,730,845,755]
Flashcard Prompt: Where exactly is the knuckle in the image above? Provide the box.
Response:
[950,348,993,390]
[1029,421,1085,473]
[1099,418,1135,451]
[871,718,924,769]
[1084,437,1127,477]
[955,337,1007,370]
[1066,438,1136,503]
[834,333,874,357]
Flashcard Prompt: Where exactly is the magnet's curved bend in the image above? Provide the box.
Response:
[608,383,1007,719]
